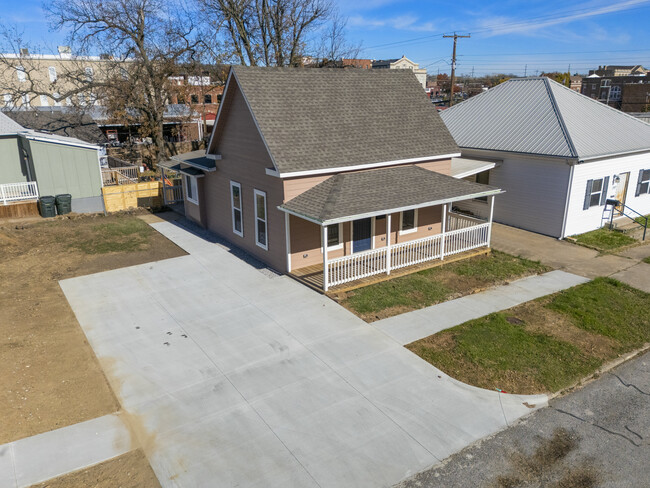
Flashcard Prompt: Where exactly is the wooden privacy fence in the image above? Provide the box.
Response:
[102,181,163,212]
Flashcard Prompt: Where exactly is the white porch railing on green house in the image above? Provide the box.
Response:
[101,167,139,186]
[0,181,39,205]
[325,221,491,289]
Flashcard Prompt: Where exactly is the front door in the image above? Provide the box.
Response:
[352,218,372,253]
[615,172,630,214]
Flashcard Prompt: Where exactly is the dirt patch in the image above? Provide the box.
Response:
[0,212,185,444]
[513,299,619,360]
[28,449,161,488]
[494,428,600,488]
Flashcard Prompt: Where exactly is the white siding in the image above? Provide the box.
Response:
[461,150,571,237]
[564,151,650,236]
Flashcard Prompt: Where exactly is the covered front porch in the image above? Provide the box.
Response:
[279,165,501,293]
[291,211,492,292]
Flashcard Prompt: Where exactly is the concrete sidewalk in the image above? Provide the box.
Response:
[0,414,132,488]
[374,270,588,345]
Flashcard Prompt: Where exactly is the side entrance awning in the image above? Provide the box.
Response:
[278,165,503,226]
[450,157,500,179]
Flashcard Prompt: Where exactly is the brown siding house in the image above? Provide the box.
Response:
[169,66,503,291]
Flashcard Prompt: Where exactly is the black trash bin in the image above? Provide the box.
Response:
[39,196,56,218]
[55,194,72,215]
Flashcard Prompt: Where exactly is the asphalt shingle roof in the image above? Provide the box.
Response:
[2,110,107,144]
[440,77,650,160]
[280,165,501,223]
[230,66,459,174]
[0,111,26,134]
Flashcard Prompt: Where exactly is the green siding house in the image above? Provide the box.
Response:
[0,113,104,212]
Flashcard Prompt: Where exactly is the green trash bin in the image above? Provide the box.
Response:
[55,194,72,215]
[39,196,56,218]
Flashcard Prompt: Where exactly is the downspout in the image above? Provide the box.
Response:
[560,160,576,239]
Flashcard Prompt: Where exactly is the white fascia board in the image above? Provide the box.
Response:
[206,69,233,155]
[21,133,99,150]
[278,189,504,226]
[276,206,325,226]
[206,154,222,160]
[320,190,504,225]
[277,153,461,178]
[578,147,650,163]
[230,70,280,173]
[265,168,281,177]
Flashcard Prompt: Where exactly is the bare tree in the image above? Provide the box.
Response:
[41,0,203,164]
[199,0,332,66]
[316,13,362,66]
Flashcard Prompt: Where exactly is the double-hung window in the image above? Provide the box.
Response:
[583,177,609,209]
[184,175,198,204]
[400,209,418,234]
[636,169,650,196]
[254,189,268,250]
[48,66,57,82]
[230,181,243,237]
[323,223,343,251]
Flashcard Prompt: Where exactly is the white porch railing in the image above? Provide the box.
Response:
[447,211,486,230]
[326,221,490,289]
[0,181,39,205]
[101,167,139,186]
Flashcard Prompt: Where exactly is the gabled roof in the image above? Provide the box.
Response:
[0,111,99,149]
[3,110,107,144]
[0,111,26,134]
[440,77,650,161]
[217,66,459,175]
[279,165,501,224]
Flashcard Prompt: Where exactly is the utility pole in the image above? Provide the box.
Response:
[524,64,527,77]
[443,32,470,107]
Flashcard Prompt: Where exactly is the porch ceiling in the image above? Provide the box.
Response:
[279,165,502,225]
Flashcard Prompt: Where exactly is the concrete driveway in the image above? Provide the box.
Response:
[60,219,545,488]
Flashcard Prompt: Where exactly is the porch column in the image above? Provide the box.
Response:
[440,204,447,260]
[487,195,495,247]
[322,225,329,292]
[386,214,392,275]
[285,213,292,273]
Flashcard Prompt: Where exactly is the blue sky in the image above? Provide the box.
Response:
[2,0,649,76]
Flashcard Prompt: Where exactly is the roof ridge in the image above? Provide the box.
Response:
[542,77,578,158]
[547,75,650,129]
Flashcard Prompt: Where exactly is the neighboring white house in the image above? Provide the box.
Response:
[372,56,427,89]
[440,77,650,238]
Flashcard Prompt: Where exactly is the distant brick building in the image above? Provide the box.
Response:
[581,68,650,112]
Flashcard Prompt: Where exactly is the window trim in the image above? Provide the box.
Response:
[583,177,609,210]
[636,169,650,196]
[254,189,268,250]
[399,208,418,235]
[230,181,243,237]
[321,223,343,252]
[184,174,199,205]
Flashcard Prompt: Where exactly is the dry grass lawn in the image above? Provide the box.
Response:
[0,211,185,444]
[28,449,161,488]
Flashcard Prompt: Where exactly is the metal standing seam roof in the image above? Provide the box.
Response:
[440,77,650,161]
[228,66,460,175]
[279,165,502,224]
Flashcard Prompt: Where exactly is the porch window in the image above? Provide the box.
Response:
[230,181,243,237]
[254,189,267,250]
[400,209,418,234]
[583,177,609,209]
[324,223,343,250]
[184,175,198,205]
[636,169,650,196]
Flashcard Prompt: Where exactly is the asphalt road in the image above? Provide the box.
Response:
[397,351,650,488]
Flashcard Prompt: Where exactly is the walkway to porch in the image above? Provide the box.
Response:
[291,212,492,293]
